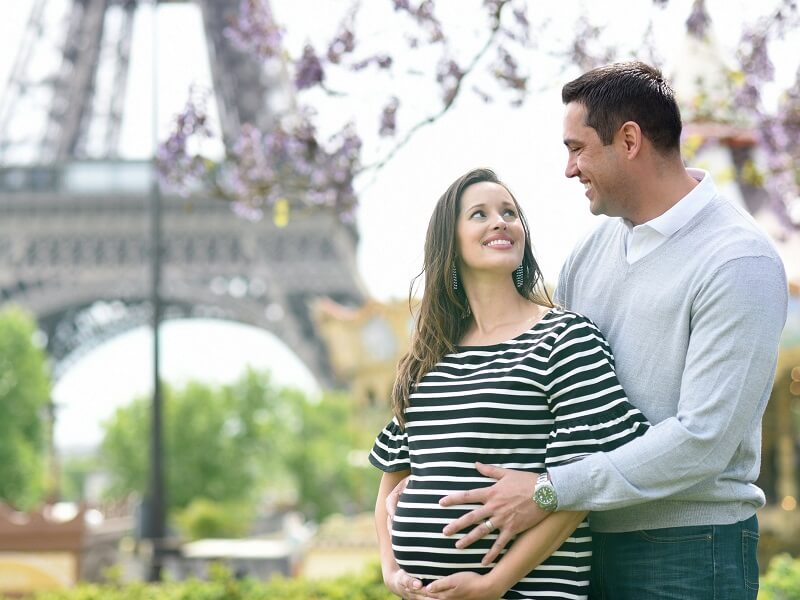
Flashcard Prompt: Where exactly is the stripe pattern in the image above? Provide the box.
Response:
[370,309,650,599]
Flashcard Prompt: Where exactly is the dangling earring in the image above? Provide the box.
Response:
[515,264,524,289]
[452,264,458,290]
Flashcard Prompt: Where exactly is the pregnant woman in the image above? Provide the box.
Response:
[369,168,649,600]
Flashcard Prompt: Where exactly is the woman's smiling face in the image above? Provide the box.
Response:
[456,181,525,279]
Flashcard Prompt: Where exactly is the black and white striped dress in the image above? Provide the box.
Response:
[370,309,649,600]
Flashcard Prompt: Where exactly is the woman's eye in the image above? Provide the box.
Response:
[471,210,485,218]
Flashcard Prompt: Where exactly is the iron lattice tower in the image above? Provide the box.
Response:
[0,0,366,386]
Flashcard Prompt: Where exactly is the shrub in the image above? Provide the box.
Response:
[175,498,253,541]
[8,563,394,600]
[760,553,800,600]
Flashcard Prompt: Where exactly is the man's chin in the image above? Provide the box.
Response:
[588,201,603,216]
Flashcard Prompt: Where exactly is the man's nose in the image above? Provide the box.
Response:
[565,158,579,179]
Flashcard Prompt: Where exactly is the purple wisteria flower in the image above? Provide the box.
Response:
[156,91,214,196]
[224,0,283,61]
[727,2,800,229]
[158,94,362,220]
[170,0,799,233]
[295,45,325,90]
[392,0,445,44]
[379,97,400,137]
[686,0,711,39]
[352,55,393,71]
[437,58,464,105]
[493,46,527,91]
[327,26,356,64]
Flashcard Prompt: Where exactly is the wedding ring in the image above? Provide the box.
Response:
[483,518,494,531]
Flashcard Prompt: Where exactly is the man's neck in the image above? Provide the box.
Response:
[626,164,699,226]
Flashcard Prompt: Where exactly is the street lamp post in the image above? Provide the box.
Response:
[146,0,166,582]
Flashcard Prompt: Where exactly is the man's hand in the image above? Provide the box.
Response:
[439,463,548,565]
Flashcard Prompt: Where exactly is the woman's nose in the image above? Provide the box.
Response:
[491,214,508,229]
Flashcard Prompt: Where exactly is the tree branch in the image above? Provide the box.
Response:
[359,0,512,178]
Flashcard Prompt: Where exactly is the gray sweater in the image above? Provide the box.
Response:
[551,194,788,532]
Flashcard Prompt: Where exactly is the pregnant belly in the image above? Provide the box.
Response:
[391,490,498,583]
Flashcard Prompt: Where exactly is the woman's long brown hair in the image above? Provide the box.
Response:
[390,168,552,427]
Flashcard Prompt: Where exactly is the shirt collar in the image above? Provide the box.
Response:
[623,168,717,236]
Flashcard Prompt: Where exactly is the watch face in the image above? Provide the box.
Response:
[535,485,557,509]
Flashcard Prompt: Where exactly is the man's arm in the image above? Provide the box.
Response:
[552,255,787,511]
[439,257,787,540]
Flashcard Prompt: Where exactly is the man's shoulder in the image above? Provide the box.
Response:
[674,199,787,303]
[692,197,783,264]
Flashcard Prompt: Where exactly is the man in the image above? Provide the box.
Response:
[394,61,788,599]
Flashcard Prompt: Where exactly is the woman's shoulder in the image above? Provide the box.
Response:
[546,308,611,349]
[547,307,603,332]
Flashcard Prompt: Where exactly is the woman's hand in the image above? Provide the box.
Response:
[384,568,438,599]
[385,474,410,533]
[424,572,501,600]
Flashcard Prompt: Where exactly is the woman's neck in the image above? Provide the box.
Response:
[460,278,546,345]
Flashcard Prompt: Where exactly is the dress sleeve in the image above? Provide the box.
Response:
[369,417,411,473]
[544,314,650,468]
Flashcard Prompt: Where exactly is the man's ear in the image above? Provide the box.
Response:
[618,121,643,159]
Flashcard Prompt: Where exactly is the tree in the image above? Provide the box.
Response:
[101,368,380,523]
[59,453,101,503]
[274,390,381,520]
[158,0,800,231]
[0,306,52,510]
[102,370,278,512]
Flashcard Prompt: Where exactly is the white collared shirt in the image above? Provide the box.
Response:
[623,168,716,264]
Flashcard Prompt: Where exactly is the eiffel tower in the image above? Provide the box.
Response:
[0,0,366,387]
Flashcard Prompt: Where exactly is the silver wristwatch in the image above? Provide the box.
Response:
[533,472,558,511]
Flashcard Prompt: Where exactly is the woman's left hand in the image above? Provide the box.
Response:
[424,572,501,600]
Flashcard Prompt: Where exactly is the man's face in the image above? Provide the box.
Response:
[562,102,628,218]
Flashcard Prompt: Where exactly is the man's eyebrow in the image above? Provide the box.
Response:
[563,138,580,147]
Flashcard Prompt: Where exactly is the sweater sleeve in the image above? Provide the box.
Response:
[369,417,410,473]
[545,315,650,468]
[549,255,788,511]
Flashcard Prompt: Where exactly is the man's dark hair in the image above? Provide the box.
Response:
[562,61,682,154]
